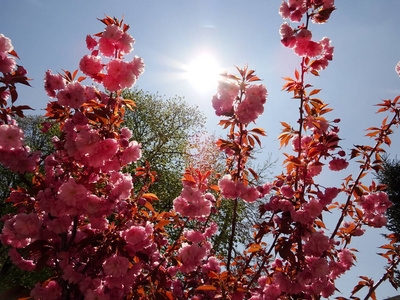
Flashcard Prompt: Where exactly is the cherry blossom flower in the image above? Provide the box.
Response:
[396,61,400,77]
[236,84,267,124]
[0,54,16,73]
[120,140,141,165]
[0,33,13,53]
[103,255,130,277]
[304,231,332,256]
[280,22,296,48]
[122,223,153,254]
[178,243,208,273]
[103,58,144,91]
[79,55,103,78]
[8,247,35,271]
[86,35,98,51]
[173,186,212,219]
[57,81,86,109]
[212,78,239,116]
[30,280,62,300]
[328,157,349,171]
[44,70,66,98]
[58,178,89,208]
[0,124,24,150]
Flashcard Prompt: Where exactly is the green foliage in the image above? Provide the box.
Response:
[122,88,206,210]
[376,156,400,285]
[377,156,400,234]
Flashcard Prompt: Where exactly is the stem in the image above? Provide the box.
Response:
[227,197,238,271]
[363,257,400,300]
[330,113,398,240]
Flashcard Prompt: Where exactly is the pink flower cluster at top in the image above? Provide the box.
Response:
[279,0,335,71]
[279,0,335,23]
[212,77,268,124]
[0,34,16,73]
[77,24,144,92]
[280,24,334,71]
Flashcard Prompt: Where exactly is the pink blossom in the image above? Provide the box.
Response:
[130,56,145,77]
[103,58,143,91]
[328,158,349,171]
[103,24,123,41]
[57,81,86,109]
[0,54,16,73]
[304,231,332,256]
[30,280,62,300]
[0,34,13,53]
[86,35,98,51]
[202,256,221,274]
[120,127,133,139]
[47,216,72,234]
[178,243,207,273]
[120,140,141,165]
[79,55,103,77]
[44,70,66,98]
[0,124,24,150]
[307,256,329,278]
[279,1,291,19]
[1,213,41,248]
[259,182,273,197]
[241,186,261,203]
[88,138,119,167]
[280,23,296,48]
[0,147,40,173]
[110,172,133,200]
[317,187,340,206]
[204,221,218,238]
[62,265,84,284]
[8,247,35,271]
[122,223,153,253]
[184,229,205,243]
[236,84,267,124]
[74,128,101,157]
[118,32,135,55]
[281,186,294,198]
[212,78,239,116]
[98,36,116,57]
[396,61,400,77]
[307,162,322,177]
[58,178,89,208]
[103,255,130,277]
[218,175,247,199]
[173,186,212,219]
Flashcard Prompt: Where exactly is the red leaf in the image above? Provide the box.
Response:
[196,285,217,291]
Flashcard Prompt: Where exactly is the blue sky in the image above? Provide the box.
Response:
[2,1,400,298]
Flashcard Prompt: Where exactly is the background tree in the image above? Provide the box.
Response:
[122,88,206,211]
[377,156,400,234]
[377,155,400,285]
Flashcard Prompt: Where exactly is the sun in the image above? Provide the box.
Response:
[185,53,221,92]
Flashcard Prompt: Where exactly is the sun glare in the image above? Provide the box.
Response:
[185,53,221,92]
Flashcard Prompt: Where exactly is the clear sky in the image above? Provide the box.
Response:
[2,1,400,298]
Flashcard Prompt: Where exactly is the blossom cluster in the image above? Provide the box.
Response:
[78,22,144,91]
[0,34,16,74]
[279,0,335,71]
[212,76,268,125]
[0,36,40,173]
